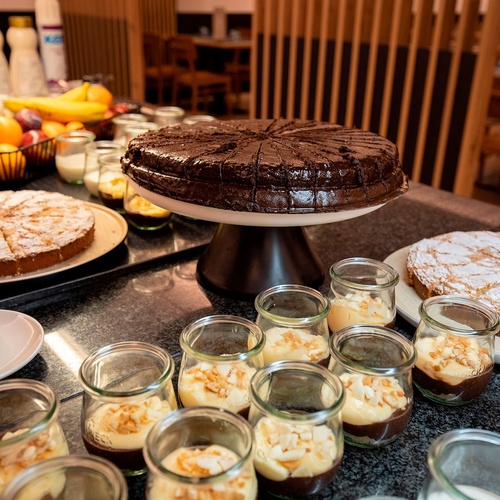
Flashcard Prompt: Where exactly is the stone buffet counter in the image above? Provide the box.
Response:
[1,176,499,499]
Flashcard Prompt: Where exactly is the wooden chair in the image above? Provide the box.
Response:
[250,0,500,197]
[143,33,176,104]
[224,28,251,107]
[169,35,233,115]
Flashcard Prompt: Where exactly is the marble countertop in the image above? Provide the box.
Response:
[1,177,499,499]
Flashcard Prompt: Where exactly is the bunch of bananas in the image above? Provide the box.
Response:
[4,83,108,124]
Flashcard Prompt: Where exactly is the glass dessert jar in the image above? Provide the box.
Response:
[55,130,96,184]
[78,341,177,476]
[418,429,500,500]
[0,379,69,494]
[327,257,399,333]
[153,106,185,126]
[254,284,331,366]
[112,113,148,145]
[83,141,124,197]
[123,121,159,145]
[123,178,171,231]
[178,315,265,418]
[144,407,257,500]
[412,296,498,405]
[97,152,127,213]
[328,325,416,448]
[248,360,345,499]
[1,454,128,500]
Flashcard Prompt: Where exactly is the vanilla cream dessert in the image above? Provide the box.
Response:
[178,362,256,414]
[0,426,69,493]
[413,335,493,403]
[126,196,170,219]
[340,373,409,426]
[328,292,394,332]
[262,327,329,365]
[10,471,66,500]
[85,396,172,451]
[253,417,341,495]
[148,445,257,500]
[98,176,126,199]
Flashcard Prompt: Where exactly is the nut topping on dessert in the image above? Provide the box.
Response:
[262,327,329,364]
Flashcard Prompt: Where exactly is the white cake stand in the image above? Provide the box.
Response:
[129,178,385,299]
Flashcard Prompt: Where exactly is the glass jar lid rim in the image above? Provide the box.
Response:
[329,257,399,289]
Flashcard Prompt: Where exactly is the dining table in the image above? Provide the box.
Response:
[1,172,499,500]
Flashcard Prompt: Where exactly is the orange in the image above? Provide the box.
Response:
[41,120,67,138]
[66,121,85,132]
[0,116,23,148]
[86,85,113,108]
[0,143,26,181]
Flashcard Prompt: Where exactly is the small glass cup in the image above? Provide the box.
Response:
[248,360,345,498]
[183,114,216,125]
[144,407,257,500]
[328,325,416,448]
[123,121,159,146]
[55,130,96,184]
[0,379,69,494]
[327,257,399,333]
[153,106,185,126]
[254,284,331,366]
[1,455,128,500]
[412,296,498,406]
[83,141,124,197]
[112,113,148,145]
[97,152,127,213]
[418,429,500,500]
[123,179,171,231]
[178,315,265,418]
[78,341,178,476]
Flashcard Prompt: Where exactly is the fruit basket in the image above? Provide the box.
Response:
[0,101,141,189]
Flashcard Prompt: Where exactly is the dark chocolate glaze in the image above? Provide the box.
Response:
[122,119,408,214]
[256,457,341,498]
[343,404,412,446]
[413,364,493,403]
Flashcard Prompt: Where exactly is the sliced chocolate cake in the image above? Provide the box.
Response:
[122,119,408,214]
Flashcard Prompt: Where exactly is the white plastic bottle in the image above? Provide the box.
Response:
[6,16,48,97]
[0,31,11,97]
[35,0,67,88]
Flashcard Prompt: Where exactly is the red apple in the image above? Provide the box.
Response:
[21,130,49,147]
[20,130,53,164]
[14,108,43,132]
[111,103,131,115]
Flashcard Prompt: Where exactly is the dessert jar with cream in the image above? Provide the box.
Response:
[327,257,399,333]
[412,296,498,405]
[0,379,69,494]
[83,141,124,197]
[55,130,96,184]
[248,360,345,499]
[178,315,265,418]
[78,341,177,476]
[254,284,331,366]
[97,152,127,213]
[1,454,128,500]
[418,429,500,500]
[144,406,258,500]
[328,325,416,448]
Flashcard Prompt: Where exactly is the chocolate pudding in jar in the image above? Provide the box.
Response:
[329,325,416,448]
[327,258,399,333]
[249,360,345,498]
[412,296,498,405]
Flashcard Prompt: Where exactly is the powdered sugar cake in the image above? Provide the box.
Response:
[0,190,95,276]
[406,231,500,316]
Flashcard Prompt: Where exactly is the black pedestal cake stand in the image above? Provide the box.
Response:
[129,179,385,300]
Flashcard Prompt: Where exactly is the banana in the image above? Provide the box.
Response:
[4,97,107,123]
[55,82,90,102]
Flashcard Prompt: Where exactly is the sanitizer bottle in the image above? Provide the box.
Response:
[35,0,67,89]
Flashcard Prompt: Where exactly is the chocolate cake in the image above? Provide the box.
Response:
[122,119,408,214]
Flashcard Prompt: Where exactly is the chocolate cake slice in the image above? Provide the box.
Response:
[122,119,408,214]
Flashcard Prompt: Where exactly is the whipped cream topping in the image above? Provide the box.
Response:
[328,292,393,332]
[253,417,339,481]
[0,426,69,492]
[148,445,257,500]
[415,335,492,385]
[99,177,126,199]
[340,373,409,425]
[262,327,329,364]
[127,196,170,218]
[86,396,172,450]
[178,362,256,412]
